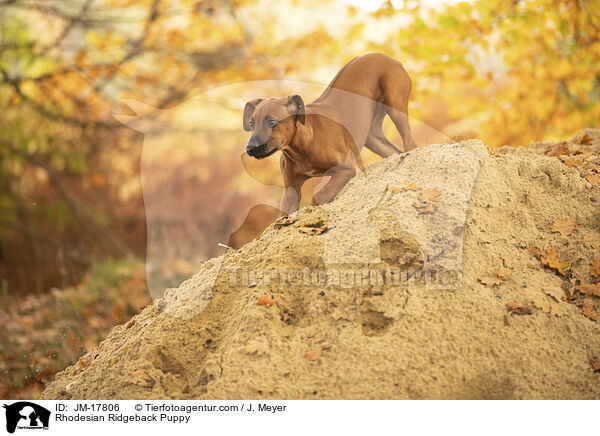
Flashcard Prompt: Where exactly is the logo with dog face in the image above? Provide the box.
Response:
[2,402,50,433]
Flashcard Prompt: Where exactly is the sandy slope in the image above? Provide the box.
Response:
[42,130,600,399]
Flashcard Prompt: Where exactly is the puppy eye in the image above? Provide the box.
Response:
[269,119,279,127]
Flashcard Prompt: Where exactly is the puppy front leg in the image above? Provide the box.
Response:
[313,166,356,206]
[281,185,301,215]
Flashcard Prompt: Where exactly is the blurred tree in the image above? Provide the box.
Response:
[364,0,600,146]
[0,0,264,293]
[1,0,598,294]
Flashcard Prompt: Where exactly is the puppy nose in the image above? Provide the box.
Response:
[246,140,260,153]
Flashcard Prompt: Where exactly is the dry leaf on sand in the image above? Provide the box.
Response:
[546,142,569,157]
[530,246,571,275]
[550,219,577,237]
[590,358,600,373]
[582,298,596,321]
[576,282,600,297]
[562,157,583,168]
[257,296,275,307]
[590,257,600,278]
[506,301,536,315]
[586,173,599,186]
[273,217,297,229]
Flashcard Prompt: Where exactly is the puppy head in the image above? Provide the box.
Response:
[243,95,305,159]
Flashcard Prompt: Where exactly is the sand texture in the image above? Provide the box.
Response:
[42,130,600,399]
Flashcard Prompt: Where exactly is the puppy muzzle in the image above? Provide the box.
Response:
[247,141,277,159]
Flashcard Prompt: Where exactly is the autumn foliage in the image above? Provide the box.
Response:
[0,0,599,398]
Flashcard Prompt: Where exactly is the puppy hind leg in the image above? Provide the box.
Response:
[365,106,403,157]
[388,108,417,152]
[364,132,400,158]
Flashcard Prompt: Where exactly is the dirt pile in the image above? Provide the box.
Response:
[42,130,600,399]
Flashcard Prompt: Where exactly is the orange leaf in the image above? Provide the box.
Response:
[576,282,600,297]
[257,296,275,307]
[546,142,568,156]
[582,298,596,321]
[590,357,600,373]
[590,257,600,278]
[586,173,599,186]
[562,157,583,168]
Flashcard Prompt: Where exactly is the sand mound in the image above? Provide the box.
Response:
[42,131,600,400]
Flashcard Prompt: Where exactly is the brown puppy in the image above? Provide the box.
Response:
[243,53,417,214]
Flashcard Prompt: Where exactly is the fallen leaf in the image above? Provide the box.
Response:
[298,218,328,235]
[305,347,323,361]
[132,369,155,388]
[543,288,564,302]
[506,301,536,315]
[562,157,583,168]
[590,357,600,373]
[582,298,596,321]
[273,217,297,229]
[586,173,599,186]
[536,248,571,276]
[257,296,275,307]
[550,219,577,237]
[576,282,600,297]
[590,257,600,278]
[389,181,421,193]
[546,142,569,157]
[577,133,593,145]
[245,337,269,355]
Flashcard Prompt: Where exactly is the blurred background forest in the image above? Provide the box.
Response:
[0,0,598,398]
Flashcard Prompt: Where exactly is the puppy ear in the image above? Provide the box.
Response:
[287,94,305,125]
[243,98,263,131]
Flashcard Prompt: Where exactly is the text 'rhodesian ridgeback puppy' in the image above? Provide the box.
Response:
[243,53,417,214]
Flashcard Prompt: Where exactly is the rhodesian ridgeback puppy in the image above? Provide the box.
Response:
[243,53,417,214]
